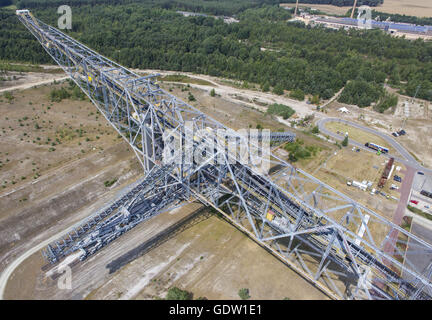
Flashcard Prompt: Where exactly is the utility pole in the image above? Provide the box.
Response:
[402,84,421,130]
[294,0,299,16]
[350,0,358,19]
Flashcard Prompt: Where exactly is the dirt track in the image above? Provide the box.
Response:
[0,73,68,93]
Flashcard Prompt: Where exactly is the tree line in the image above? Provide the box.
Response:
[0,2,431,105]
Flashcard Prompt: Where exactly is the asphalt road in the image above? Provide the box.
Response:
[404,221,432,284]
[317,118,432,175]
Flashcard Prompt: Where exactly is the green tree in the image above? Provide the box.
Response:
[310,95,320,105]
[261,81,270,92]
[266,103,295,120]
[210,88,216,97]
[238,288,250,300]
[311,126,319,134]
[166,287,192,300]
[188,92,196,102]
[289,89,305,101]
[273,84,284,96]
[342,135,349,147]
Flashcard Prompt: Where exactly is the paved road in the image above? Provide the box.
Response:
[404,221,432,284]
[383,166,416,258]
[317,118,432,175]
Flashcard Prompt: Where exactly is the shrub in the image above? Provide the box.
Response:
[342,136,349,147]
[188,92,196,101]
[238,288,250,300]
[261,82,270,92]
[272,84,284,95]
[104,178,118,187]
[289,89,305,101]
[374,93,398,113]
[49,87,71,102]
[3,91,14,102]
[166,287,192,300]
[266,103,295,119]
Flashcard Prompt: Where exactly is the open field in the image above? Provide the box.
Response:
[324,98,432,169]
[312,148,402,244]
[376,0,432,18]
[0,83,144,292]
[85,213,329,300]
[324,121,397,154]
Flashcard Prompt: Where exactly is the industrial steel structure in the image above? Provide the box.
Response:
[17,10,432,300]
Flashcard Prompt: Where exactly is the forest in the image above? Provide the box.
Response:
[12,0,383,12]
[0,1,431,106]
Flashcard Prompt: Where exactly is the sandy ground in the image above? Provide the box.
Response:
[0,83,144,296]
[142,69,318,121]
[86,214,328,300]
[1,82,330,300]
[0,68,65,92]
[281,1,432,18]
[2,67,427,300]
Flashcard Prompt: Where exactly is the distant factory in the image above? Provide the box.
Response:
[292,14,432,40]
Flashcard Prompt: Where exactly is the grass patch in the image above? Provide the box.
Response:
[266,103,295,119]
[325,121,395,153]
[284,139,321,162]
[104,178,118,188]
[160,74,212,86]
[407,205,432,221]
[0,61,62,74]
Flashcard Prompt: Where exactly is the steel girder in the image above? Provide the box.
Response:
[17,11,432,300]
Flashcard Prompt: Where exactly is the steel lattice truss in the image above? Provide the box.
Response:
[17,11,432,300]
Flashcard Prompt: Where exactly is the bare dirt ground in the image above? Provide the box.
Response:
[0,83,144,293]
[2,68,421,300]
[0,65,65,92]
[281,1,432,18]
[1,81,330,300]
[85,213,328,300]
[143,69,317,120]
